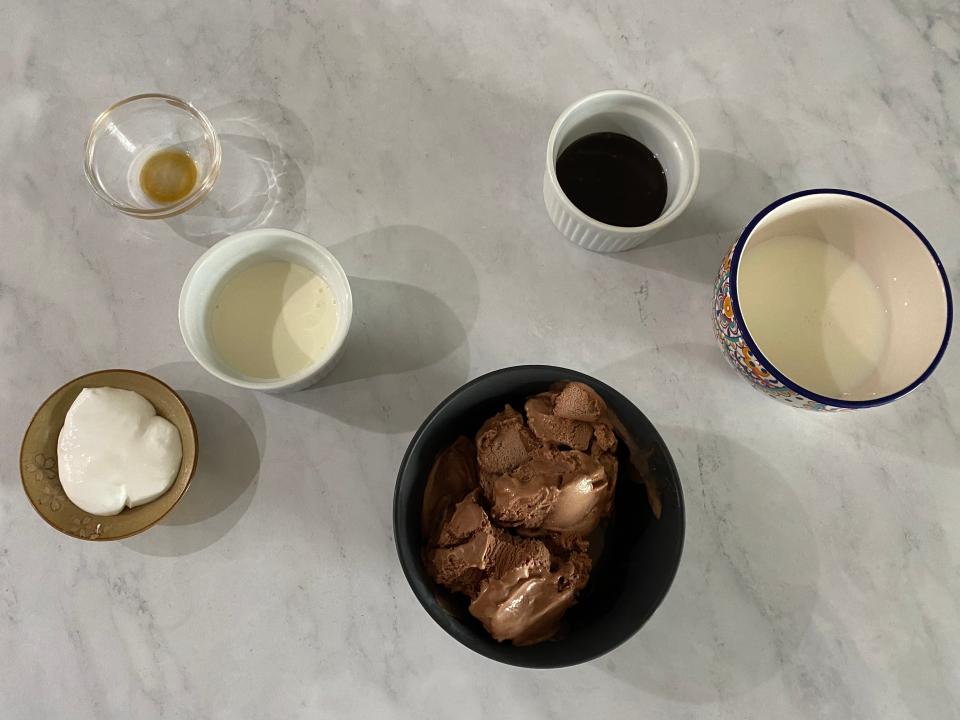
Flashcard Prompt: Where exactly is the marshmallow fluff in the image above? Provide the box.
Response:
[57,387,183,516]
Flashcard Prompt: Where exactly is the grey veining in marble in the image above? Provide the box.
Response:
[2,1,959,718]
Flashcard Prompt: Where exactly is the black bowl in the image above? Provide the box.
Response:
[393,365,685,668]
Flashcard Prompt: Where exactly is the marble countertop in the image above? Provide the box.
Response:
[2,1,959,717]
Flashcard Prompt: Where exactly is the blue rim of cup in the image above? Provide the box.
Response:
[728,188,953,409]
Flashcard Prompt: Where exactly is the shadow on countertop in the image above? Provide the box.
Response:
[837,378,960,470]
[129,98,313,248]
[282,224,479,434]
[608,148,778,286]
[123,362,264,557]
[597,426,820,702]
[606,97,792,285]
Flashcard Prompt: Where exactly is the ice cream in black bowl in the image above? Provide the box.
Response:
[393,365,685,668]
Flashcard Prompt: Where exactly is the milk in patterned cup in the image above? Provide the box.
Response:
[714,189,952,411]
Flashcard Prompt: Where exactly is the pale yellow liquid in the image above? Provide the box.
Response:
[737,235,889,398]
[210,261,338,379]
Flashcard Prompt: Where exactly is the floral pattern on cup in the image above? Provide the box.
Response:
[26,453,68,511]
[24,453,108,537]
[71,516,104,540]
[713,244,840,412]
[26,453,55,482]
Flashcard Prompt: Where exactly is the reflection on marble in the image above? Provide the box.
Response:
[1,0,958,718]
[163,99,314,247]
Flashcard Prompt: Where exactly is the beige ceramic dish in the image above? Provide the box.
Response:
[20,369,198,541]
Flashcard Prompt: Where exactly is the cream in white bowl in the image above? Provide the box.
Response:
[179,228,353,392]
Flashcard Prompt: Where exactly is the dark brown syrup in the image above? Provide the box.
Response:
[556,132,667,227]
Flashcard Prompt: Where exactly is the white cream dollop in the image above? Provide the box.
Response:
[57,387,183,516]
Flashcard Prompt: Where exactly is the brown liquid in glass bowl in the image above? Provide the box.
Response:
[139,149,198,205]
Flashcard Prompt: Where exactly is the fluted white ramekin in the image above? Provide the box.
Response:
[544,90,700,253]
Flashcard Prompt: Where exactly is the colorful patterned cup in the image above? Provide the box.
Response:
[714,189,952,411]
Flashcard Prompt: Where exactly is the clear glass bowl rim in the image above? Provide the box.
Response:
[83,92,222,219]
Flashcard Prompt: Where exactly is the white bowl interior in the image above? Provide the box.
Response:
[550,93,697,220]
[737,193,949,401]
[179,230,352,391]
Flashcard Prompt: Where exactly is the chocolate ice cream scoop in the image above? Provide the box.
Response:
[469,551,591,646]
[426,490,498,596]
[525,392,594,450]
[541,452,614,537]
[487,534,552,577]
[552,381,604,422]
[427,490,563,599]
[422,381,628,646]
[559,381,661,518]
[476,405,539,475]
[487,448,614,539]
[527,386,618,455]
[421,436,478,541]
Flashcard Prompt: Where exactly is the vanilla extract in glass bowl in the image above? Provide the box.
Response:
[139,148,199,204]
[83,93,221,219]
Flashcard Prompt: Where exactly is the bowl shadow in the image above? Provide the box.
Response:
[123,362,265,556]
[608,149,779,285]
[282,225,479,434]
[837,378,960,469]
[598,426,819,702]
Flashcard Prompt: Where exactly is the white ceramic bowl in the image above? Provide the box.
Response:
[543,90,700,253]
[179,228,353,392]
[714,189,952,411]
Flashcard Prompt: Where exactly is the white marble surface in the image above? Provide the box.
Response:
[2,0,959,717]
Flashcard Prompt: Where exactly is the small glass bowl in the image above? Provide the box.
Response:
[84,93,221,219]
